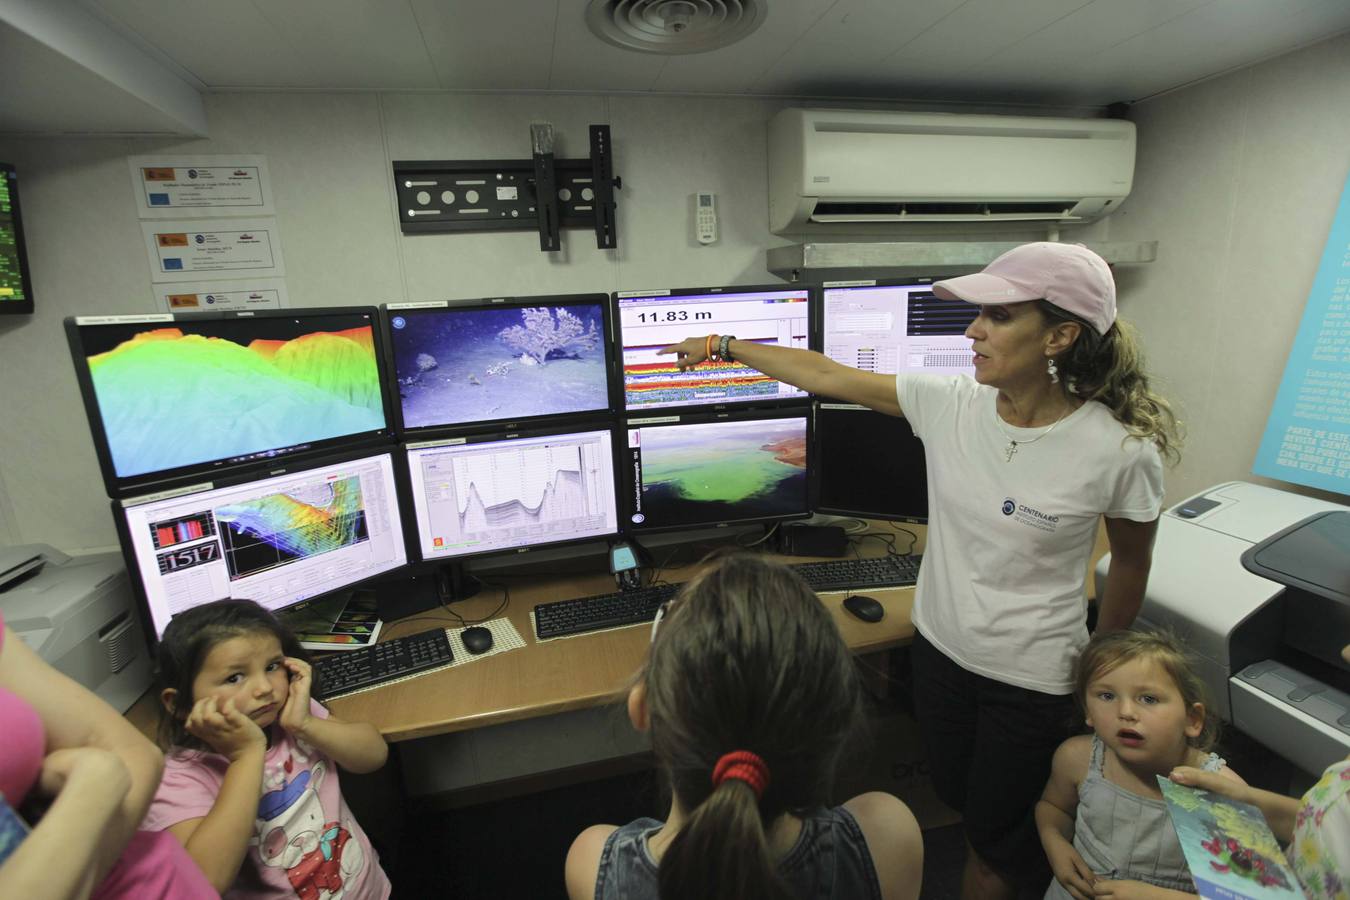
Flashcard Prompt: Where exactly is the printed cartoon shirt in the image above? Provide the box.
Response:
[1290,758,1350,900]
[143,700,391,900]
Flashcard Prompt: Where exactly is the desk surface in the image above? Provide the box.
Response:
[328,532,923,742]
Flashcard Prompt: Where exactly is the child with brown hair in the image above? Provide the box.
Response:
[1037,630,1246,898]
[565,554,923,900]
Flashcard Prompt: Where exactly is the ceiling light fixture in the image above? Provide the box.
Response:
[586,0,767,55]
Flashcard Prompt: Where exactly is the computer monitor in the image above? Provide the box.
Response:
[820,277,977,376]
[385,294,616,434]
[403,424,620,562]
[615,284,812,411]
[114,449,409,641]
[0,163,35,315]
[814,404,930,523]
[66,308,395,496]
[622,409,811,533]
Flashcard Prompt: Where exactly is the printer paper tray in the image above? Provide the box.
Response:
[1230,661,1350,775]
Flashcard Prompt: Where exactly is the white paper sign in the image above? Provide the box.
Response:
[128,155,274,218]
[142,218,286,283]
[154,279,289,312]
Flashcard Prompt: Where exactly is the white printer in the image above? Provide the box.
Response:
[0,544,152,713]
[1095,481,1349,777]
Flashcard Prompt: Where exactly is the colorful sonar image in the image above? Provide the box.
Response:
[632,417,808,529]
[391,304,609,429]
[215,476,369,580]
[81,317,386,479]
[0,169,28,305]
[625,353,787,409]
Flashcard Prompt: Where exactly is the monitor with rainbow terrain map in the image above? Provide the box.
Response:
[66,308,394,495]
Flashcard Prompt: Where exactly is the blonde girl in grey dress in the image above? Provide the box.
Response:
[1036,631,1246,899]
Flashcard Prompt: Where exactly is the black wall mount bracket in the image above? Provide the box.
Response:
[392,124,621,252]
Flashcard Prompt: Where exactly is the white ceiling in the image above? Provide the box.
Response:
[4,0,1350,136]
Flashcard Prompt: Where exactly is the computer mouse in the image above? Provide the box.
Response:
[461,626,494,655]
[842,594,885,623]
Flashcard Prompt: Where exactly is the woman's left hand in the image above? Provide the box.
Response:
[279,657,314,735]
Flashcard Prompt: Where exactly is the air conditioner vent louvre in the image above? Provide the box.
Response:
[813,201,1076,217]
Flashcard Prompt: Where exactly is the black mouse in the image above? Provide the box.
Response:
[843,594,885,623]
[461,626,494,654]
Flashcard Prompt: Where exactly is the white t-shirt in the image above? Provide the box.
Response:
[896,373,1164,695]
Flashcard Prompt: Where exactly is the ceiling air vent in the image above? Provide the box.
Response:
[586,0,766,54]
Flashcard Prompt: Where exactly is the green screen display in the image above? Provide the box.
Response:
[0,166,33,312]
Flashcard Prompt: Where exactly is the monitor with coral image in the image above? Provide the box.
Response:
[622,409,811,533]
[113,449,409,641]
[403,423,620,562]
[615,283,812,412]
[66,308,395,496]
[384,294,616,435]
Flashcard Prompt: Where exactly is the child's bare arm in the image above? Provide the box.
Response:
[293,714,389,773]
[279,657,388,773]
[1170,767,1297,843]
[167,696,269,892]
[1037,736,1095,900]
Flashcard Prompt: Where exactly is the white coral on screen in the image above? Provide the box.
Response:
[498,307,599,365]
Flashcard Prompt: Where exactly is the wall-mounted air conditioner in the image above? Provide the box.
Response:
[768,108,1135,234]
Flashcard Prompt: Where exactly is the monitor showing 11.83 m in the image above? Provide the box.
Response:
[68,309,390,490]
[118,451,408,640]
[617,287,811,411]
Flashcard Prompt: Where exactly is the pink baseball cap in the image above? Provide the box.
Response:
[932,242,1116,336]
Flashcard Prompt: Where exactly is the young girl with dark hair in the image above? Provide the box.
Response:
[141,599,391,899]
[565,554,923,900]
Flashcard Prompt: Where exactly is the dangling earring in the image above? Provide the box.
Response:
[1047,357,1060,384]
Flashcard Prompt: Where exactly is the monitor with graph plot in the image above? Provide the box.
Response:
[384,294,616,434]
[403,424,620,562]
[66,307,395,495]
[820,277,977,376]
[114,449,409,640]
[615,284,812,411]
[622,409,811,533]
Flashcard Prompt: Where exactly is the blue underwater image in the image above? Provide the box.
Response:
[392,304,611,429]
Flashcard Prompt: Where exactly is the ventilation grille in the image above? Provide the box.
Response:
[99,613,138,674]
[586,0,766,54]
[812,201,1082,222]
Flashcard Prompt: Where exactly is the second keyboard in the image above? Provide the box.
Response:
[313,627,456,700]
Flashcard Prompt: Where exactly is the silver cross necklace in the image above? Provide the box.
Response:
[993,405,1072,462]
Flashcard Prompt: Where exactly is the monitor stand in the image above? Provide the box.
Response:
[373,561,482,622]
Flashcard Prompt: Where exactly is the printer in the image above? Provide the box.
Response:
[1095,481,1349,777]
[0,544,152,713]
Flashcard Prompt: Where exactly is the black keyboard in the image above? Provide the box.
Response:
[533,583,680,640]
[789,554,922,592]
[313,628,455,700]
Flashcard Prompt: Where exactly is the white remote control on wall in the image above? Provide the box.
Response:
[695,191,718,244]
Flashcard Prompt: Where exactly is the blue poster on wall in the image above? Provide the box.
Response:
[1253,171,1350,496]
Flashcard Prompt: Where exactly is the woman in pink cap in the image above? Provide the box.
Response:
[660,242,1179,900]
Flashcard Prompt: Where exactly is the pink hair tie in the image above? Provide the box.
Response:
[712,750,770,800]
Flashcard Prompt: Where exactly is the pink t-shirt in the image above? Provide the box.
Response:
[0,617,45,806]
[144,700,391,900]
[1,615,218,899]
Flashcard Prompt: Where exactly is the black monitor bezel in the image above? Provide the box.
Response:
[65,307,399,499]
[382,293,620,438]
[613,281,817,414]
[811,402,929,524]
[397,419,623,565]
[620,406,814,535]
[0,163,35,315]
[112,446,412,649]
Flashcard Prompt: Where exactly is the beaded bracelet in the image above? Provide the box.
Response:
[718,334,735,363]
